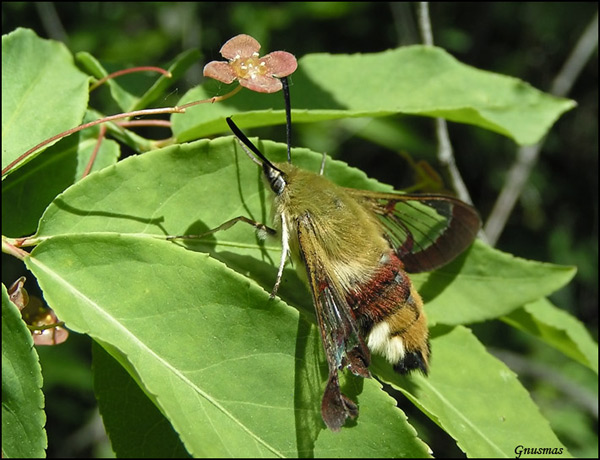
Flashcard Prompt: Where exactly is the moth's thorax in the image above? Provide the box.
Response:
[271,162,390,288]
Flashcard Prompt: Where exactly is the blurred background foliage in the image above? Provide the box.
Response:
[2,2,597,457]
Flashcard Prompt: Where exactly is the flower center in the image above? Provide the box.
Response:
[231,52,267,80]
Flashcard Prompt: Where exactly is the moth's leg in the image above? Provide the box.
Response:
[168,216,287,299]
[167,216,276,241]
[270,214,290,299]
[318,152,327,176]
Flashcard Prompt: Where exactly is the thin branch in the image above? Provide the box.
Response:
[435,118,475,206]
[551,12,599,98]
[34,2,68,43]
[483,11,598,245]
[416,3,475,206]
[490,348,598,419]
[416,2,434,46]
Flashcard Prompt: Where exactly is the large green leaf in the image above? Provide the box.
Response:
[2,285,47,458]
[414,241,576,326]
[172,46,575,145]
[2,28,89,173]
[25,234,430,457]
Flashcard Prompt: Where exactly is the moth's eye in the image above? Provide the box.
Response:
[264,164,287,195]
[270,173,286,195]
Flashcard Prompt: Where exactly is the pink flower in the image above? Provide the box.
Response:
[203,34,298,94]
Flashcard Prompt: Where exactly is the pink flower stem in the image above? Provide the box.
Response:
[178,85,242,109]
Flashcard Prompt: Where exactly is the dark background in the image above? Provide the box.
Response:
[3,2,597,457]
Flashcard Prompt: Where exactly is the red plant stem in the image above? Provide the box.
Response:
[89,66,172,91]
[2,237,30,260]
[2,85,243,177]
[178,85,242,109]
[81,124,106,179]
[117,120,172,128]
[2,106,184,176]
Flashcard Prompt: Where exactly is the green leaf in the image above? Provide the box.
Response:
[414,241,577,326]
[2,28,90,174]
[25,234,430,457]
[172,46,575,145]
[375,326,571,458]
[502,298,598,373]
[2,284,47,458]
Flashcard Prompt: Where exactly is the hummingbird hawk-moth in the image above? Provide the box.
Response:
[212,117,481,431]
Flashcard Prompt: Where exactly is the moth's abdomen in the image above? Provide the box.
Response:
[348,251,430,375]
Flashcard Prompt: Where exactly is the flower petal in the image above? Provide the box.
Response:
[220,34,261,60]
[203,61,238,84]
[239,74,283,94]
[260,51,298,78]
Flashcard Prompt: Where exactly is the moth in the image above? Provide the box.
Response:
[193,117,480,431]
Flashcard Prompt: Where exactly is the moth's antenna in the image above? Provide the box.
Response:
[226,117,283,173]
[281,76,292,163]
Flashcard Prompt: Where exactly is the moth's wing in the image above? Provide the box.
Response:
[296,213,370,431]
[347,190,481,273]
[296,215,371,375]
